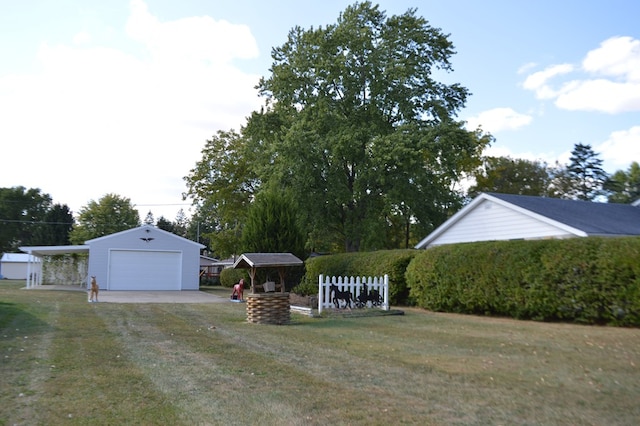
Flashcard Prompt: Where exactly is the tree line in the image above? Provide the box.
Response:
[469,143,636,203]
[0,190,194,254]
[2,3,638,258]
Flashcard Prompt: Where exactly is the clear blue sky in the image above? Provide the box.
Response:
[1,0,639,220]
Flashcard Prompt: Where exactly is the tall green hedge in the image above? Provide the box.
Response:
[301,250,417,305]
[405,238,640,326]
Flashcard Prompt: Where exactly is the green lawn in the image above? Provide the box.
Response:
[1,280,639,425]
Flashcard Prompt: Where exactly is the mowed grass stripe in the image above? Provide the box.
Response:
[3,282,640,425]
[35,293,182,425]
[96,302,406,425]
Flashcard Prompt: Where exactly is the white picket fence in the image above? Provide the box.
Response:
[318,274,389,313]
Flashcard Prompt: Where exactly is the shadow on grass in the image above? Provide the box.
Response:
[0,301,52,334]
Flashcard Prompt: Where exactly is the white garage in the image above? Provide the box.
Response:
[20,225,205,291]
[86,225,205,291]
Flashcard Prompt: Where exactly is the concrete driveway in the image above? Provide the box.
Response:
[93,291,228,304]
[26,285,228,304]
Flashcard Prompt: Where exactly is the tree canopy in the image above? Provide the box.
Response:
[468,156,556,198]
[184,2,491,254]
[605,161,640,204]
[0,186,73,252]
[240,188,305,259]
[69,193,140,244]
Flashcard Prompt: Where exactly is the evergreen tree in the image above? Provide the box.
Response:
[241,189,305,259]
[144,210,155,225]
[156,216,175,233]
[565,143,609,201]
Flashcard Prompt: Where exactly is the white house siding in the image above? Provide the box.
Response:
[86,225,203,291]
[428,199,573,247]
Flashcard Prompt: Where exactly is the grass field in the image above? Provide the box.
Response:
[1,280,639,425]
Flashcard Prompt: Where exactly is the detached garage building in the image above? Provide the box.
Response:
[0,253,32,279]
[86,225,205,291]
[21,225,205,291]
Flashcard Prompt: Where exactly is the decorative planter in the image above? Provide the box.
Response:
[246,292,290,325]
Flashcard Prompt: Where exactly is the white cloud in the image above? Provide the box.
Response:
[72,31,92,45]
[522,63,573,99]
[523,36,640,114]
[126,0,258,64]
[466,107,533,133]
[517,62,537,75]
[595,126,640,170]
[583,36,640,82]
[555,78,640,113]
[0,0,264,219]
[482,145,567,166]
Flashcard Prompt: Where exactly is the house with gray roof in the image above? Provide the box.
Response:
[415,192,640,249]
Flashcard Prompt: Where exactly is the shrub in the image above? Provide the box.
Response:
[302,250,417,305]
[220,268,248,288]
[199,276,220,286]
[406,237,640,326]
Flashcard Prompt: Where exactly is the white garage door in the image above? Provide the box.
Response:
[109,250,181,290]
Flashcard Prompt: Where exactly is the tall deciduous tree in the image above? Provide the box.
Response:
[31,203,74,246]
[69,193,140,244]
[250,2,490,251]
[565,143,609,201]
[0,186,53,253]
[605,161,640,204]
[468,156,555,198]
[183,130,259,257]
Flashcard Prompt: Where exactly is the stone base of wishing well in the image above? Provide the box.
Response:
[246,292,290,325]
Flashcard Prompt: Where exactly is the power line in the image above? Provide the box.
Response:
[0,219,74,225]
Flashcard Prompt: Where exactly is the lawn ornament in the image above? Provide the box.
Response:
[89,276,99,302]
[231,278,245,302]
[330,284,353,309]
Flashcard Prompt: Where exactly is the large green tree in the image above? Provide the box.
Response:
[0,186,54,253]
[605,162,640,204]
[183,130,259,257]
[468,156,556,198]
[249,2,490,251]
[31,203,74,246]
[69,193,140,244]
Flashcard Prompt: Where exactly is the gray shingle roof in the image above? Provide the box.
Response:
[232,253,303,269]
[489,193,640,236]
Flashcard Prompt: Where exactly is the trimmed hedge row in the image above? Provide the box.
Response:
[300,249,417,305]
[406,237,640,326]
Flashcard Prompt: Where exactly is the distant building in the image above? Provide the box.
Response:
[1,253,34,279]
